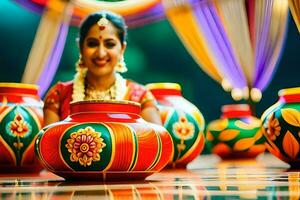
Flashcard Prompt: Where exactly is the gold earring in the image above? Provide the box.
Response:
[115,56,127,73]
[76,54,85,72]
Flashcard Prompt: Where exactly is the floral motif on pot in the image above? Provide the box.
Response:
[262,87,300,167]
[65,126,106,167]
[0,83,43,172]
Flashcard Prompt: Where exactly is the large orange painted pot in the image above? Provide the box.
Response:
[146,83,205,168]
[206,104,265,159]
[0,83,43,173]
[35,100,173,181]
[262,87,300,167]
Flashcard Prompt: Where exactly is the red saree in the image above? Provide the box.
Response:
[44,80,156,120]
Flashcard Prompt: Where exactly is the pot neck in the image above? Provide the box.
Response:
[0,83,38,96]
[70,100,141,119]
[221,104,252,119]
[278,87,300,103]
[146,83,182,96]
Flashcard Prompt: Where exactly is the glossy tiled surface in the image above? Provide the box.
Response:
[1,153,299,199]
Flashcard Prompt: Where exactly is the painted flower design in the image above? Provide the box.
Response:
[266,114,281,141]
[65,126,106,167]
[8,113,30,137]
[173,115,195,140]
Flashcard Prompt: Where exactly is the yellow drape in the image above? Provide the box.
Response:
[289,0,300,32]
[263,0,289,80]
[163,0,223,83]
[215,0,254,85]
[21,0,72,84]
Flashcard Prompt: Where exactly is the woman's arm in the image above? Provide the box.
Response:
[139,89,162,125]
[43,83,61,126]
[141,106,162,125]
[44,109,60,126]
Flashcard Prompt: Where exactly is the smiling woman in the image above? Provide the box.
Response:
[43,10,162,126]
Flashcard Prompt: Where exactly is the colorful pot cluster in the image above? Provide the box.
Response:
[35,100,173,180]
[5,82,299,178]
[206,104,265,159]
[262,87,300,167]
[0,82,206,178]
[147,83,205,168]
[0,83,43,173]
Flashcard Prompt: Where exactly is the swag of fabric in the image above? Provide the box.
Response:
[14,0,164,27]
[163,0,289,102]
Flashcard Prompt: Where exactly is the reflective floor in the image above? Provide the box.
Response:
[1,153,299,199]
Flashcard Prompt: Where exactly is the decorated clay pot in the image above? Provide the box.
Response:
[35,100,173,181]
[261,87,300,167]
[146,83,205,168]
[0,83,43,173]
[206,104,265,159]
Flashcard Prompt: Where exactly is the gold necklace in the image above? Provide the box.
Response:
[72,70,127,102]
[85,81,117,100]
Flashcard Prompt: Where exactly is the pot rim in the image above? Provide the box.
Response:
[70,100,141,116]
[221,104,251,118]
[221,104,250,112]
[70,99,140,107]
[278,87,300,96]
[0,82,39,90]
[146,83,181,91]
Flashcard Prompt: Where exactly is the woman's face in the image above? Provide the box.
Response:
[81,22,125,78]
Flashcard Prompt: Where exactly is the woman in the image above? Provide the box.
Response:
[43,11,162,126]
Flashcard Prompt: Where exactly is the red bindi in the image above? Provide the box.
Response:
[99,26,106,31]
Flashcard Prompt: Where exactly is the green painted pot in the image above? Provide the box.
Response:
[206,104,265,159]
[261,87,300,167]
[146,83,205,168]
[0,83,43,173]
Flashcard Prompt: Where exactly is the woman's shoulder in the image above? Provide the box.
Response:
[45,81,73,97]
[55,80,73,88]
[125,79,153,102]
[125,79,157,107]
[126,79,147,90]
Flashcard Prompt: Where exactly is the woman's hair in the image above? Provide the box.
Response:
[79,10,127,50]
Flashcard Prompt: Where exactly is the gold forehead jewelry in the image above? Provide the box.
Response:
[97,13,109,31]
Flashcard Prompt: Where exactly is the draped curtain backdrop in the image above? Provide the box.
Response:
[15,0,290,99]
[163,0,289,102]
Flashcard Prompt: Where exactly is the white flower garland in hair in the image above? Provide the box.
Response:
[72,68,127,102]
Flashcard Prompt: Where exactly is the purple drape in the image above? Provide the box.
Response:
[192,0,247,89]
[37,22,69,96]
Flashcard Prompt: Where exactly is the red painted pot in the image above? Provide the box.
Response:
[0,83,43,173]
[206,104,265,159]
[146,83,205,168]
[35,100,173,181]
[262,87,300,167]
